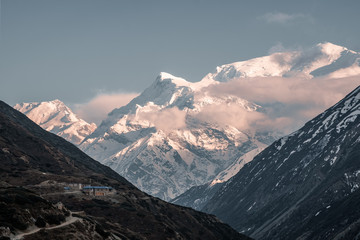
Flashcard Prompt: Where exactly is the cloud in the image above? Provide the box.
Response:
[199,75,360,134]
[261,12,312,24]
[136,107,187,133]
[268,42,287,54]
[73,74,360,138]
[74,92,139,124]
[194,104,265,131]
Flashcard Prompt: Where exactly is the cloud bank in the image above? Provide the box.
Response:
[137,107,187,133]
[194,75,360,134]
[73,75,360,137]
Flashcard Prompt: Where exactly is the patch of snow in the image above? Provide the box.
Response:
[247,202,256,211]
[336,110,360,133]
[330,156,337,166]
[276,137,288,150]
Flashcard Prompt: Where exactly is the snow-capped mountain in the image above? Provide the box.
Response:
[202,42,360,82]
[14,100,96,145]
[80,72,272,200]
[16,42,360,202]
[203,85,360,239]
[81,42,360,201]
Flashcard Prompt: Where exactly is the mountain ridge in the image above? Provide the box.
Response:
[202,42,360,82]
[202,85,360,239]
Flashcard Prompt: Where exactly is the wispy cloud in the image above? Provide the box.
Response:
[268,42,287,54]
[74,92,139,124]
[136,107,187,133]
[261,12,312,24]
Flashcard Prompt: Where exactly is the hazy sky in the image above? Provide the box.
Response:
[1,0,360,107]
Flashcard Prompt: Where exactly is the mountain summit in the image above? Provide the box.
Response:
[14,100,96,145]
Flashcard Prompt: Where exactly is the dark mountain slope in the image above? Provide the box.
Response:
[203,86,360,240]
[0,100,249,240]
[0,100,129,185]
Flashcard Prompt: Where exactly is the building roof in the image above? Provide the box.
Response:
[82,186,112,190]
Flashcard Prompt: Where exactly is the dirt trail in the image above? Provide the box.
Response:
[13,213,81,240]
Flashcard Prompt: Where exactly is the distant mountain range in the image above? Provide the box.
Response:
[201,85,360,239]
[15,42,360,201]
[0,100,248,239]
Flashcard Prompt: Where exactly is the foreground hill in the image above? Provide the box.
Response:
[203,85,360,239]
[0,100,248,240]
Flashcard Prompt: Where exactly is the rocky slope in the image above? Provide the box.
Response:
[14,100,96,145]
[203,85,360,240]
[0,100,249,240]
[0,187,70,238]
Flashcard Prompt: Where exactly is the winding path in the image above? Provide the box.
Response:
[13,213,82,240]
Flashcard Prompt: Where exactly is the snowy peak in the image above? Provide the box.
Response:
[156,72,191,87]
[104,73,195,120]
[100,72,216,130]
[15,99,72,124]
[79,71,272,200]
[155,72,216,91]
[14,100,96,145]
[202,42,360,82]
[317,42,347,56]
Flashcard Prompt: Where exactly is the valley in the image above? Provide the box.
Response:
[3,1,360,239]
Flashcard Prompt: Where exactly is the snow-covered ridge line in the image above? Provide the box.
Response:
[14,100,96,145]
[202,42,360,82]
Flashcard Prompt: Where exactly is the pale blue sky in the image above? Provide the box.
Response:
[1,0,360,106]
